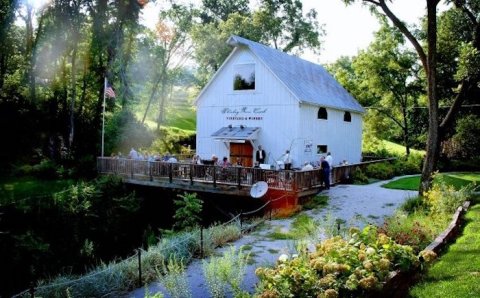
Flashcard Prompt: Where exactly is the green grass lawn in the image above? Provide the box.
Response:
[409,198,480,298]
[382,172,480,191]
[0,176,74,202]
[366,139,426,156]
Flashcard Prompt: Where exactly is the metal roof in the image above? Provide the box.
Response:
[211,126,261,140]
[227,35,365,113]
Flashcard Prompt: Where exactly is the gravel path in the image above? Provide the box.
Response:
[127,177,418,298]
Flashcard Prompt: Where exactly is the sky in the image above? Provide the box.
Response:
[140,0,436,64]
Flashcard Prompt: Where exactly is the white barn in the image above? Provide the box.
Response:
[195,35,364,169]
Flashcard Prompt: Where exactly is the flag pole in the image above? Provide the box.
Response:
[101,77,107,157]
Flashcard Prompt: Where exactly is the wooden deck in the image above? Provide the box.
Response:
[97,157,326,198]
[97,157,395,199]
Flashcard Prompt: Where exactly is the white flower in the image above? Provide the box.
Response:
[366,247,376,255]
[292,254,299,259]
[278,254,289,262]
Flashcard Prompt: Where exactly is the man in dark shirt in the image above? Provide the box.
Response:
[256,145,266,164]
[320,156,330,189]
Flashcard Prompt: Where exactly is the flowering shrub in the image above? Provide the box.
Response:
[379,211,440,253]
[255,226,425,297]
[424,177,474,215]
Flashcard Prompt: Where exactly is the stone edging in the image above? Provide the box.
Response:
[425,200,470,253]
[377,200,471,298]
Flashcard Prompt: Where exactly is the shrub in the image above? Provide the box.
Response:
[393,154,423,176]
[202,247,250,298]
[351,168,369,184]
[32,159,58,179]
[424,176,474,215]
[400,196,426,214]
[379,211,440,253]
[364,162,395,180]
[157,256,191,298]
[204,221,242,253]
[255,226,421,298]
[173,192,203,231]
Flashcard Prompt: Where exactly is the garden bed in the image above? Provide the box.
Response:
[377,200,471,297]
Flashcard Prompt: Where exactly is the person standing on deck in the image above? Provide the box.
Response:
[326,152,333,184]
[320,156,330,189]
[283,150,292,170]
[256,145,266,164]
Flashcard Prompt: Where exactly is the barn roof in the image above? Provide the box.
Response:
[227,35,365,113]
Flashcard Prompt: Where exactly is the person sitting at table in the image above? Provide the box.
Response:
[302,161,313,171]
[220,156,231,168]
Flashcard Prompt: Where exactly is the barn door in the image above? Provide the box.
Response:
[230,143,253,167]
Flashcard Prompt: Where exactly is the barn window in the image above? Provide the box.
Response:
[317,145,328,154]
[233,63,255,90]
[344,111,351,122]
[317,107,328,119]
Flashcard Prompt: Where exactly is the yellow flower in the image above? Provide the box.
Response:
[359,275,378,290]
[378,258,391,270]
[419,250,437,263]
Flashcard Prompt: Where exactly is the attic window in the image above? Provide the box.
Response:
[344,111,351,122]
[233,63,255,90]
[317,107,328,119]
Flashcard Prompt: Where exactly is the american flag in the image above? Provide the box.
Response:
[105,81,116,98]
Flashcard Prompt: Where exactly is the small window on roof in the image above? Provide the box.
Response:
[233,63,255,90]
[344,111,352,122]
[317,107,328,119]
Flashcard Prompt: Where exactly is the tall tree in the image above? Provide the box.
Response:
[200,0,250,23]
[192,0,324,85]
[352,21,422,155]
[343,0,480,193]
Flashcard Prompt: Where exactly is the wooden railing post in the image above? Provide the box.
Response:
[190,164,193,185]
[131,160,134,179]
[213,166,217,188]
[168,163,173,183]
[237,167,241,189]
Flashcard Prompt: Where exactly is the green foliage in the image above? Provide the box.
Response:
[351,168,369,184]
[0,176,74,203]
[451,114,480,159]
[31,159,59,179]
[393,154,423,176]
[455,42,480,82]
[173,192,203,230]
[53,181,96,214]
[202,246,250,298]
[364,162,395,180]
[380,210,445,253]
[149,127,195,155]
[409,203,480,298]
[400,196,425,213]
[424,176,474,215]
[303,194,329,210]
[255,226,422,297]
[157,256,192,298]
[106,109,154,155]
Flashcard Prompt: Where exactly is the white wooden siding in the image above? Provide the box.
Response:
[196,47,363,168]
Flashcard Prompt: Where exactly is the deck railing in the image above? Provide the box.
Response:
[97,157,396,192]
[97,157,327,192]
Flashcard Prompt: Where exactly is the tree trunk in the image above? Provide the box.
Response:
[69,44,78,149]
[419,0,439,194]
[156,77,168,131]
[402,105,410,156]
[142,74,162,124]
